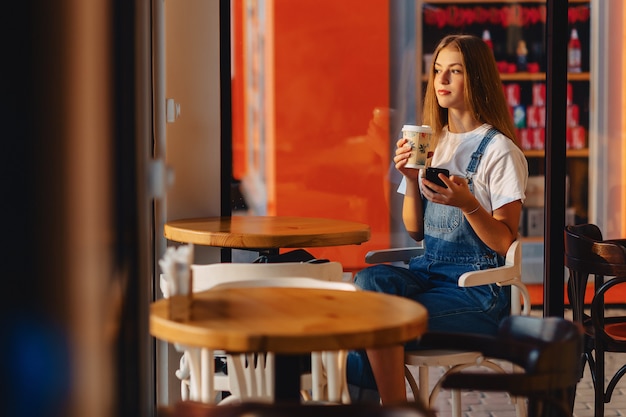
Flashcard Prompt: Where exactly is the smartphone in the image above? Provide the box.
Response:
[425,167,449,189]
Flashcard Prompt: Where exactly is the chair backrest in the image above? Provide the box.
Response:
[564,224,626,275]
[564,223,626,334]
[189,261,345,293]
[458,240,531,316]
[497,315,584,375]
[209,277,357,292]
[439,315,584,417]
[364,244,424,264]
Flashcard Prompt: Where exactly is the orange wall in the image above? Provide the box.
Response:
[234,0,391,269]
[232,1,245,181]
[271,0,390,268]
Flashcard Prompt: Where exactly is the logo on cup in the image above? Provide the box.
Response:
[402,125,434,169]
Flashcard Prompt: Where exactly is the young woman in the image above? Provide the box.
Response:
[347,34,529,404]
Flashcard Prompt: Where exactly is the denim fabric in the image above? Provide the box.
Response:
[346,130,511,390]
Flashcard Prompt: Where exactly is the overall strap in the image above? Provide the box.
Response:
[465,128,499,186]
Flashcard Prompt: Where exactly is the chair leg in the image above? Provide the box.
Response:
[311,352,324,401]
[186,348,202,401]
[404,365,430,412]
[200,348,215,403]
[417,364,461,417]
[404,365,420,401]
[175,352,191,401]
[423,365,462,417]
[418,365,430,407]
[594,345,605,417]
[451,388,462,417]
[566,385,577,417]
[515,397,528,417]
[324,351,341,403]
[339,350,352,404]
[417,364,467,417]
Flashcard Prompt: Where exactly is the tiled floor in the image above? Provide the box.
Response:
[405,308,626,417]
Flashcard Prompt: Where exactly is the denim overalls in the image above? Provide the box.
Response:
[347,128,511,390]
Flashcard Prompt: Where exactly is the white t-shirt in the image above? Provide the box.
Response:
[398,124,528,213]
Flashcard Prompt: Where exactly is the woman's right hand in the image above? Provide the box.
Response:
[394,138,420,180]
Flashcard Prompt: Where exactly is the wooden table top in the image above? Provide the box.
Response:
[150,287,427,354]
[163,216,371,249]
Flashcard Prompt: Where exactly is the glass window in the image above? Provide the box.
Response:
[230,0,625,279]
[231,0,409,271]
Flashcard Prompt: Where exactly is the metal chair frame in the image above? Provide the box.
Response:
[564,224,626,417]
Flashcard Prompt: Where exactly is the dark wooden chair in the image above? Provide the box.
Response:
[166,401,435,417]
[564,223,626,417]
[418,315,584,417]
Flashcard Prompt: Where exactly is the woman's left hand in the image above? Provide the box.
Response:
[420,174,477,212]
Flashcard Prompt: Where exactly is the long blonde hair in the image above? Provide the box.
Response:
[422,34,519,147]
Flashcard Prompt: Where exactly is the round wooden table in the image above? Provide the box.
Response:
[150,286,428,401]
[163,216,371,250]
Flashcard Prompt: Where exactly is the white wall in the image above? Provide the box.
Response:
[164,0,222,252]
[156,0,222,405]
[590,0,626,238]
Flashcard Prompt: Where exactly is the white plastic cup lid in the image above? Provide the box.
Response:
[402,124,432,133]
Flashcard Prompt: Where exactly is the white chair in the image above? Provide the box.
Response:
[160,261,353,404]
[365,240,531,417]
[209,276,357,404]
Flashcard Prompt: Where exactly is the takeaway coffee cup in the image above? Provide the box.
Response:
[402,124,434,169]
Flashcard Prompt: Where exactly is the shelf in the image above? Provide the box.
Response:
[420,0,591,229]
[566,73,591,82]
[421,72,590,82]
[501,72,590,82]
[524,149,589,158]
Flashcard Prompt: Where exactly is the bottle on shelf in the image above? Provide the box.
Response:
[567,28,582,73]
[516,40,528,72]
[482,30,493,51]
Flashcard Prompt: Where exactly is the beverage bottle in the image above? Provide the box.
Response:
[482,30,493,51]
[516,40,528,72]
[567,29,582,73]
